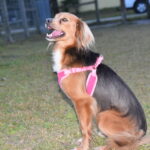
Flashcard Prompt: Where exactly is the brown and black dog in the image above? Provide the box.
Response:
[45,12,148,150]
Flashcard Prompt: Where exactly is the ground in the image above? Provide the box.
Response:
[0,23,150,150]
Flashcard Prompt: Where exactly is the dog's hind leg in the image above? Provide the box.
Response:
[95,109,143,150]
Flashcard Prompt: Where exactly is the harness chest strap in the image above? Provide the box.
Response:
[57,55,104,96]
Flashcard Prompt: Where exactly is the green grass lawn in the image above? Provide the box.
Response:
[0,24,150,150]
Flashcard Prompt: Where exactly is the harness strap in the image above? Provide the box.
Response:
[57,55,104,96]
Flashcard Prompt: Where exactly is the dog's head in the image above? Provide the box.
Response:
[45,12,95,49]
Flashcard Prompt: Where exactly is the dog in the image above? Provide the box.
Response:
[45,12,148,150]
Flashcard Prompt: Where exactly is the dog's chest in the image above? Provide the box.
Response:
[52,50,62,72]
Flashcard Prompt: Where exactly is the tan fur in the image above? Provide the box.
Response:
[76,19,95,49]
[47,12,94,51]
[45,13,149,150]
[96,110,144,150]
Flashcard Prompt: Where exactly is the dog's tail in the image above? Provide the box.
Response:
[106,131,149,150]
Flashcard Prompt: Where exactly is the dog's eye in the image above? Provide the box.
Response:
[61,18,68,22]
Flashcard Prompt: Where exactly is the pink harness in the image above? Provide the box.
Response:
[57,55,104,96]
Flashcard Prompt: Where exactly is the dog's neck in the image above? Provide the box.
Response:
[52,43,65,72]
[52,49,62,72]
[52,44,84,72]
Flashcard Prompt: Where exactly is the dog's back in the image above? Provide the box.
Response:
[94,63,147,133]
[78,49,147,149]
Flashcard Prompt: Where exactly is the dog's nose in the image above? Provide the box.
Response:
[46,18,53,24]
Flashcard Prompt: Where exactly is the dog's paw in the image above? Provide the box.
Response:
[71,148,81,150]
[76,138,83,145]
[94,146,106,150]
[71,148,77,150]
[97,131,105,138]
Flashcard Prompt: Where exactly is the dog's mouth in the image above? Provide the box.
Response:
[46,26,65,40]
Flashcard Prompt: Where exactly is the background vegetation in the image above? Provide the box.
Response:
[0,23,150,150]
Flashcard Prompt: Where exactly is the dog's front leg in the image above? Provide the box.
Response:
[73,97,93,150]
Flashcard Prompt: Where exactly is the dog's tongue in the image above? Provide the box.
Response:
[52,30,62,37]
[47,30,63,38]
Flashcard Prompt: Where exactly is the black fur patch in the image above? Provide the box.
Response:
[94,64,147,132]
[66,47,147,133]
[65,47,99,66]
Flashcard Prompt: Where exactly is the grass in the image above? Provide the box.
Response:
[0,24,150,150]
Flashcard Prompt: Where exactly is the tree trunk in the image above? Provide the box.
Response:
[120,0,127,23]
[30,0,41,34]
[50,0,59,16]
[1,0,14,43]
[146,0,150,18]
[94,0,100,23]
[18,0,30,37]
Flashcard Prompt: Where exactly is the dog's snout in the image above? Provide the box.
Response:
[46,18,53,24]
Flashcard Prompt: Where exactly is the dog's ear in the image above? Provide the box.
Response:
[76,19,95,50]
